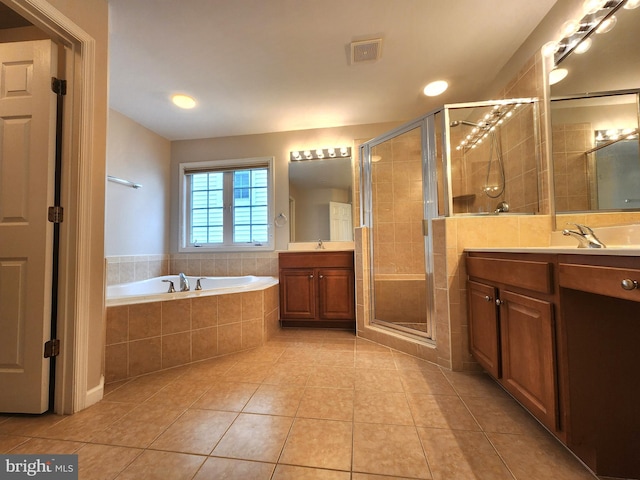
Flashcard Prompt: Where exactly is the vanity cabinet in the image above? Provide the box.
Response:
[278,251,355,328]
[467,250,640,479]
[466,254,558,433]
[558,254,640,479]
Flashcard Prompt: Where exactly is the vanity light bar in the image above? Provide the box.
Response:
[552,0,625,66]
[454,103,521,152]
[595,128,639,142]
[290,147,351,161]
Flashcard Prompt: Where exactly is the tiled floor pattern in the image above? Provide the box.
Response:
[1,329,602,480]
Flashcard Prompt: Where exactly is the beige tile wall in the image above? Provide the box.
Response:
[552,123,592,211]
[106,252,279,286]
[105,285,279,383]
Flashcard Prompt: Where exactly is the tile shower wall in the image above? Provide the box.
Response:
[106,252,279,285]
[451,104,539,215]
[552,122,592,211]
[105,285,280,383]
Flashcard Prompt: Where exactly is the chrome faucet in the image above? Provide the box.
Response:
[494,201,509,214]
[562,223,606,248]
[316,239,325,250]
[178,272,190,291]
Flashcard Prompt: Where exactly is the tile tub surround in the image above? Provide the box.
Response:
[105,285,279,383]
[1,329,598,479]
[105,252,280,286]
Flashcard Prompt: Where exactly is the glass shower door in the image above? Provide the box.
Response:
[363,116,438,339]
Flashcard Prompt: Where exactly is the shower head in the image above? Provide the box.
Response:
[450,120,480,128]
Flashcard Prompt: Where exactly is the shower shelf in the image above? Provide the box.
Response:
[453,194,476,202]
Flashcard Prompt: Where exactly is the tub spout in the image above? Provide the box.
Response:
[178,272,190,291]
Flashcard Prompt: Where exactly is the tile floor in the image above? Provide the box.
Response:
[0,329,602,480]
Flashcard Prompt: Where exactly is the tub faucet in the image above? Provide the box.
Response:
[562,223,606,248]
[178,272,190,291]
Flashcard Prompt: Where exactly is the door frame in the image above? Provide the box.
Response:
[2,0,97,414]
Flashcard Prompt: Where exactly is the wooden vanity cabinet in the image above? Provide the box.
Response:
[466,253,559,434]
[467,251,640,479]
[558,254,640,479]
[279,251,355,328]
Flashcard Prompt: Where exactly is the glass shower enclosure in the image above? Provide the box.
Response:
[360,99,539,340]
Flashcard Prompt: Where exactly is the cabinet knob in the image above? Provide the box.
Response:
[319,274,324,279]
[621,278,639,291]
[309,274,314,279]
[495,298,505,306]
[484,295,492,302]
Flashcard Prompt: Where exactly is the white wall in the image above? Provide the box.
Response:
[106,109,171,256]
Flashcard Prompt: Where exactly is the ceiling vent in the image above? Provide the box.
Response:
[350,38,382,64]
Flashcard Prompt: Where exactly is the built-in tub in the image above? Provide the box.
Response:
[106,275,278,306]
[104,275,279,383]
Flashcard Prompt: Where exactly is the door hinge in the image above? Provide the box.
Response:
[422,219,429,236]
[44,339,60,358]
[48,206,64,223]
[51,77,67,96]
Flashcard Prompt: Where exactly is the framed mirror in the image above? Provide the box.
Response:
[550,2,640,218]
[288,157,354,242]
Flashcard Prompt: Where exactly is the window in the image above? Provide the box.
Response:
[179,157,274,251]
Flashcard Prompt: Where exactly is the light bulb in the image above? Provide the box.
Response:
[561,19,580,37]
[549,68,568,85]
[574,37,592,54]
[624,0,640,8]
[583,0,606,15]
[596,15,617,33]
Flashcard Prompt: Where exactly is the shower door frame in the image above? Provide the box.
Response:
[360,110,442,341]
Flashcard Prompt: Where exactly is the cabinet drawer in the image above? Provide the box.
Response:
[559,263,640,303]
[279,251,353,269]
[467,257,553,294]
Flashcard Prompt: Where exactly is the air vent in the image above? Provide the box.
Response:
[350,38,382,64]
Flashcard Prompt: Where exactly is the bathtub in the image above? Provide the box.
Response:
[106,274,278,306]
[105,274,280,383]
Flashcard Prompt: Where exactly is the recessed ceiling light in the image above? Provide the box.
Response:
[423,80,448,97]
[171,94,196,109]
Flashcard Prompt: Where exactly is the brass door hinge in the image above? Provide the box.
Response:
[48,206,63,223]
[44,339,60,358]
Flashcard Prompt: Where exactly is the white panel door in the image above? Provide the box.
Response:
[0,40,57,413]
[329,201,353,241]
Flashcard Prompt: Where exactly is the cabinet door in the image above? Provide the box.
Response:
[467,281,501,378]
[318,268,355,320]
[280,269,316,319]
[499,290,557,431]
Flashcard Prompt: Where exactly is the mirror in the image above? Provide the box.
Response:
[288,157,354,242]
[550,3,640,216]
[447,99,541,216]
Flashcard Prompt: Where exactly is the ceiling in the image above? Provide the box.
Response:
[106,0,560,141]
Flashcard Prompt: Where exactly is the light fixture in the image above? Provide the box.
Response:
[171,94,196,109]
[551,0,625,65]
[423,80,448,97]
[595,128,639,142]
[574,37,593,54]
[451,102,522,151]
[549,68,569,85]
[290,146,352,161]
[624,0,640,8]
